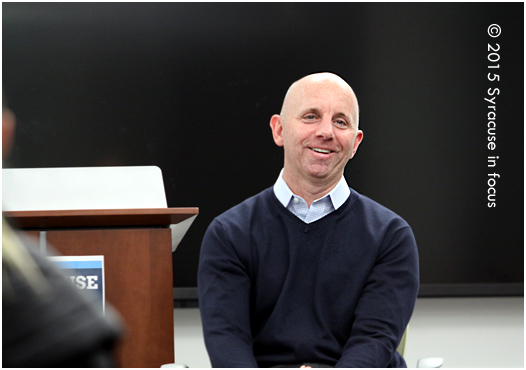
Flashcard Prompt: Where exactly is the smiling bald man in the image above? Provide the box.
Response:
[198,73,419,368]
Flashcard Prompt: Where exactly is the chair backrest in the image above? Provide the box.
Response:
[396,327,408,357]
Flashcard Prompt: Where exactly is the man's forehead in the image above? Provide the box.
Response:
[280,73,359,123]
[290,75,355,103]
[294,73,353,93]
[292,84,356,114]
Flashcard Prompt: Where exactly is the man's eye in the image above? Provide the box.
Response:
[335,119,347,126]
[302,114,318,123]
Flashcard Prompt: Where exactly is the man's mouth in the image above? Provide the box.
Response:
[310,147,333,154]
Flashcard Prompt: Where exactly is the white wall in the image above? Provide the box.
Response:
[173,297,524,368]
[404,297,523,368]
[173,308,211,368]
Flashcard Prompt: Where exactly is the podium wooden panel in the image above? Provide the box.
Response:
[5,208,198,368]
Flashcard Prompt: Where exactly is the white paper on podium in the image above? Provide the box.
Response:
[2,166,167,211]
[2,166,195,251]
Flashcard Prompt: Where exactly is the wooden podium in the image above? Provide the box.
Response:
[5,207,199,368]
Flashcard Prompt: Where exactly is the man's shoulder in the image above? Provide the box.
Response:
[349,188,409,226]
[214,187,276,224]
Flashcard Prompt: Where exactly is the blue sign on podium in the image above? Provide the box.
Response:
[48,255,105,313]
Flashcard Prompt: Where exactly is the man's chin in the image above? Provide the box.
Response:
[305,166,339,182]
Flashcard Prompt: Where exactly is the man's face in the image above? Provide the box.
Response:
[271,75,363,188]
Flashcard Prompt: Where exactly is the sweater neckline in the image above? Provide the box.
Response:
[268,187,357,230]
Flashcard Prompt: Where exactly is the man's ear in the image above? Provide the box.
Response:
[2,108,16,158]
[349,130,363,159]
[270,114,284,147]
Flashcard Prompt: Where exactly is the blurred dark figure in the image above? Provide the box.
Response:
[2,96,122,367]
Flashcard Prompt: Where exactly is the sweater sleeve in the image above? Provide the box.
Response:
[336,225,419,368]
[198,218,258,368]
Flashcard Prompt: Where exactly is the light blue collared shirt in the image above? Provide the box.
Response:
[273,169,351,224]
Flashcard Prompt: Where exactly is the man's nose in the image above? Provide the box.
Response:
[316,116,335,139]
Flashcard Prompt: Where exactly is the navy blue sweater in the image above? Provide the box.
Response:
[198,187,419,368]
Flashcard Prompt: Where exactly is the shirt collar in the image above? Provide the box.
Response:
[273,169,350,210]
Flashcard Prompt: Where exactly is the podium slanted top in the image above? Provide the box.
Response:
[2,166,198,251]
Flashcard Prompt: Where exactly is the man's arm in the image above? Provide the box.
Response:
[198,218,258,368]
[336,225,419,368]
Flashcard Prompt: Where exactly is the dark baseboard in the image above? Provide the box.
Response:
[173,283,524,307]
[418,283,524,298]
